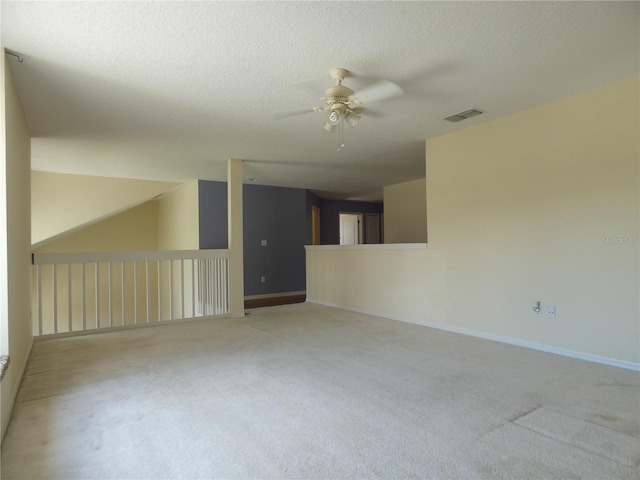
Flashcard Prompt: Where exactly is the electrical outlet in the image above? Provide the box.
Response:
[261,276,266,283]
[261,240,267,246]
[547,306,556,319]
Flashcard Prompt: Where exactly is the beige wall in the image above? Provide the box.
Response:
[383,178,427,243]
[1,53,33,438]
[307,76,639,367]
[32,171,177,248]
[157,181,200,250]
[34,202,159,254]
[33,180,203,254]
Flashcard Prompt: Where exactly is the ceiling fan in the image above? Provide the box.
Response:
[276,68,404,150]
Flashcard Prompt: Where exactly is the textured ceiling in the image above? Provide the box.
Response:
[2,1,638,201]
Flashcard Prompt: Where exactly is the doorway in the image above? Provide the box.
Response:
[311,206,321,245]
[339,213,363,245]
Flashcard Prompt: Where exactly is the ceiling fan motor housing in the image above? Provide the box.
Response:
[324,84,355,103]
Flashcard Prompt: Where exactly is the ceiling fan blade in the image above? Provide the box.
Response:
[272,108,316,120]
[291,77,328,94]
[359,107,385,118]
[351,79,404,105]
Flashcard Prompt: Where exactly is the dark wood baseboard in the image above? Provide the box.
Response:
[244,294,306,309]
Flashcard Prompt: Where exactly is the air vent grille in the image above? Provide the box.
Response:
[444,108,484,122]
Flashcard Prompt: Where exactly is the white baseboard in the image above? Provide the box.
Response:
[306,298,640,372]
[244,291,306,301]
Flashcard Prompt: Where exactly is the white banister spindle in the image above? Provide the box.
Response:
[68,264,72,333]
[205,258,209,316]
[134,262,138,325]
[157,261,162,321]
[180,259,185,319]
[121,261,125,325]
[145,261,150,323]
[197,259,203,316]
[214,258,219,314]
[222,258,227,314]
[224,258,229,313]
[215,259,219,314]
[169,260,174,321]
[202,259,208,315]
[203,259,207,316]
[37,264,42,336]
[223,258,228,314]
[191,258,196,318]
[82,263,86,331]
[216,259,220,314]
[53,264,58,333]
[218,259,223,314]
[205,259,209,316]
[95,263,99,329]
[196,259,200,316]
[203,259,206,316]
[108,262,113,328]
[214,258,219,315]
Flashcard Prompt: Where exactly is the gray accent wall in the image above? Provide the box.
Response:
[198,180,307,296]
[243,184,307,296]
[198,180,384,296]
[198,180,228,249]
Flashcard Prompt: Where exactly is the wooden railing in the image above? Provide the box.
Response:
[31,249,229,337]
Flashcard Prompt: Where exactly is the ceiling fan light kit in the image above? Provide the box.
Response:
[279,67,404,151]
[344,111,361,127]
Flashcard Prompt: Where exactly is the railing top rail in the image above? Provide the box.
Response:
[33,249,229,265]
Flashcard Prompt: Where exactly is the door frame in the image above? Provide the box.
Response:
[311,205,321,245]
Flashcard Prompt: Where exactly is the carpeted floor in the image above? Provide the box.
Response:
[2,303,639,479]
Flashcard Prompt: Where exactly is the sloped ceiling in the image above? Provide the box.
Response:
[2,1,638,201]
[31,171,179,247]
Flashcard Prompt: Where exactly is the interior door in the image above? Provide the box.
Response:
[365,213,381,244]
[339,214,361,245]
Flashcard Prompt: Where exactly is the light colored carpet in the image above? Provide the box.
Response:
[2,303,639,479]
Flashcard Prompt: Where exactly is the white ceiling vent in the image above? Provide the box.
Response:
[444,108,484,122]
